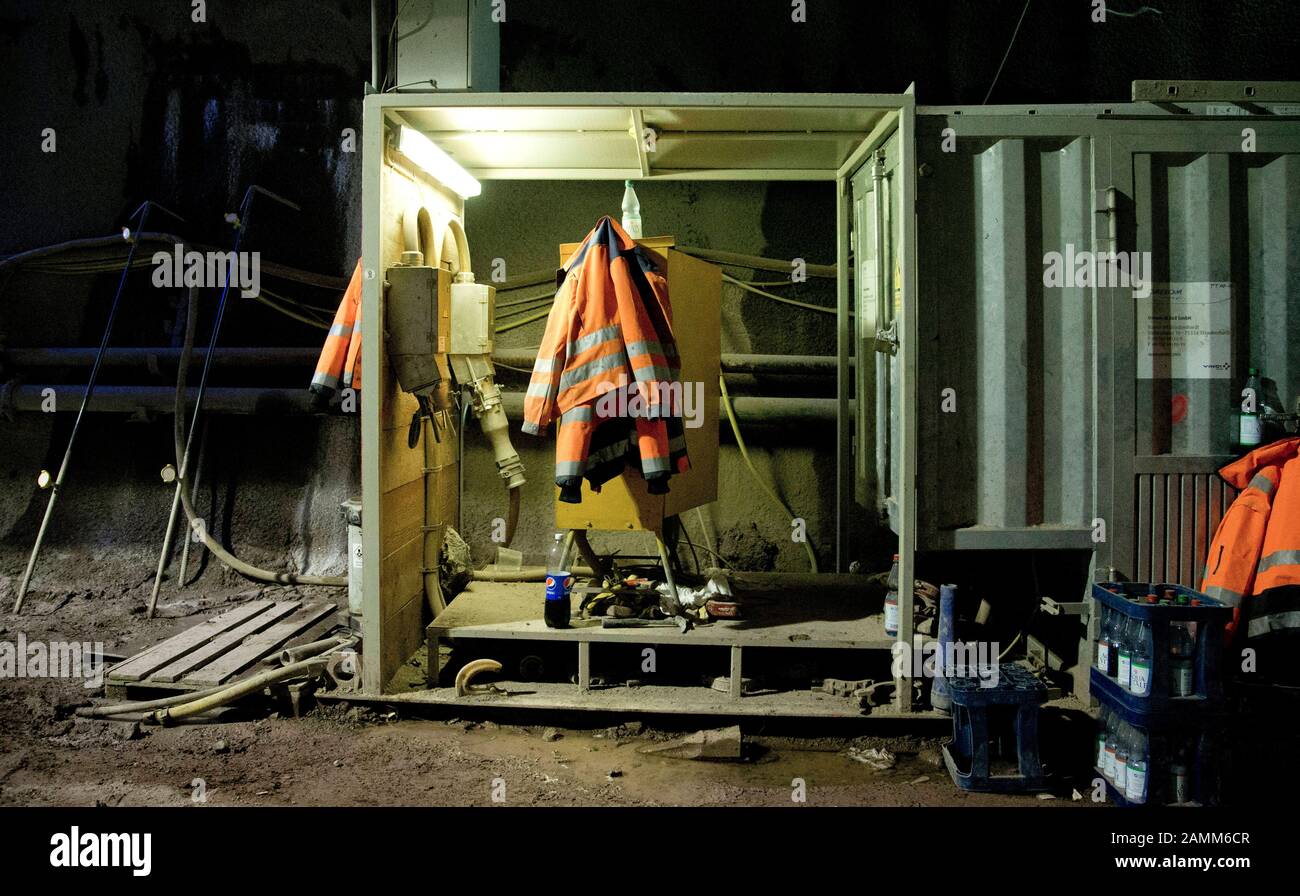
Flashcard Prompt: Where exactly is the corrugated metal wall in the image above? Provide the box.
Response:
[901,110,1300,577]
[915,132,1096,545]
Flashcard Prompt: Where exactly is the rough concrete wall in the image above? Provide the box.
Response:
[3,0,1299,595]
[462,179,852,573]
[0,0,368,598]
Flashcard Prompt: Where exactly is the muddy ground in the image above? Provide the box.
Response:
[0,580,1094,808]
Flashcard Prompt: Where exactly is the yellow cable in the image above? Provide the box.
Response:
[718,375,818,573]
[721,272,838,315]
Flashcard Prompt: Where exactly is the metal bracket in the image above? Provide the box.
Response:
[1039,596,1088,618]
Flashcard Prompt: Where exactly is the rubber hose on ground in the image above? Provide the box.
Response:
[148,656,332,726]
[175,286,346,586]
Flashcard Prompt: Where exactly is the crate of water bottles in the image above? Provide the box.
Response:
[1089,581,1232,714]
[1094,703,1221,807]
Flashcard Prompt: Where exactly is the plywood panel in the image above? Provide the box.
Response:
[366,142,464,694]
[551,241,721,532]
[381,477,424,557]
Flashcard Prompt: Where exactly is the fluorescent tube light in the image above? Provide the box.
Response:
[395,125,482,199]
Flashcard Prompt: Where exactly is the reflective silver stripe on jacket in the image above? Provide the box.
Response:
[1247,610,1300,638]
[1257,549,1300,576]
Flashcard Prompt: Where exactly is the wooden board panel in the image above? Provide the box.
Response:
[381,477,424,557]
[106,602,273,682]
[149,602,303,683]
[380,536,424,623]
[553,243,721,532]
[381,590,425,692]
[183,602,339,686]
[367,157,465,694]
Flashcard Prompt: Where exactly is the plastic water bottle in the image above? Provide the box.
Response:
[1104,609,1121,677]
[1096,707,1111,771]
[1169,619,1195,697]
[1113,722,1130,791]
[1125,727,1149,803]
[1238,367,1263,449]
[1095,606,1111,673]
[621,180,643,239]
[1130,614,1153,697]
[1116,617,1134,690]
[884,553,900,637]
[544,532,572,629]
[1103,719,1119,781]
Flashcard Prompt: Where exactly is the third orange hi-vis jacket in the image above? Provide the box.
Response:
[522,217,689,503]
[311,258,363,396]
[1201,437,1300,666]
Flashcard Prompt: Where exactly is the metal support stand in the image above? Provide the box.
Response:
[13,201,184,614]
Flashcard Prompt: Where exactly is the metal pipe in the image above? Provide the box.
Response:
[177,417,208,586]
[499,391,846,424]
[7,384,320,415]
[13,201,183,613]
[2,347,320,368]
[491,349,846,376]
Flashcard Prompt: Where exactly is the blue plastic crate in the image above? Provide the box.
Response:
[1092,718,1221,807]
[1089,582,1232,714]
[943,664,1050,794]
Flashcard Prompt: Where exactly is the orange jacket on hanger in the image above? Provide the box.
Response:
[522,217,689,503]
[1201,437,1300,650]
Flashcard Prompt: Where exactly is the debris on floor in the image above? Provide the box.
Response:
[638,725,743,761]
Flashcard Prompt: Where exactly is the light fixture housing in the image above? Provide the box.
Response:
[394,125,482,199]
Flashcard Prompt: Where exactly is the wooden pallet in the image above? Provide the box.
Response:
[104,599,341,699]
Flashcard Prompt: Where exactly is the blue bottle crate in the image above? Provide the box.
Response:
[1089,582,1232,714]
[1093,707,1222,807]
[942,663,1050,794]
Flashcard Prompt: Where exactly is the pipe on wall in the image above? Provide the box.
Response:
[5,384,322,415]
[3,347,320,368]
[498,391,846,425]
[491,349,846,377]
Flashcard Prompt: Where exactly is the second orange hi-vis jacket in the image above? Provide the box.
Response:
[311,259,363,396]
[522,216,689,503]
[1201,437,1300,672]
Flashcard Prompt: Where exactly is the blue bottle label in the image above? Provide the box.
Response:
[545,572,573,601]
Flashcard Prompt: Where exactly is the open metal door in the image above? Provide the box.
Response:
[844,97,918,709]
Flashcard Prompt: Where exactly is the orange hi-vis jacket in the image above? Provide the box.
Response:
[1201,437,1300,648]
[311,259,363,395]
[522,217,689,503]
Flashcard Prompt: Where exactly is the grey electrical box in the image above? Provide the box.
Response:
[395,0,500,92]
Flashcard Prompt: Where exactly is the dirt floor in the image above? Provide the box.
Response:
[0,580,1096,807]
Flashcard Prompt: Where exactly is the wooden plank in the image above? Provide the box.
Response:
[380,591,425,692]
[183,602,338,686]
[149,601,302,682]
[1135,474,1151,583]
[381,536,424,623]
[1180,474,1196,587]
[381,422,425,494]
[1151,473,1166,583]
[106,601,273,682]
[381,477,424,557]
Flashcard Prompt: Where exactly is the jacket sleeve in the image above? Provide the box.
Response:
[521,276,572,435]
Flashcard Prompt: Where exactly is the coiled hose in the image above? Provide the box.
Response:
[174,286,346,586]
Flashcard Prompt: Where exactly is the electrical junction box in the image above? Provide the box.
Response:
[384,263,450,394]
[394,0,500,93]
[448,280,495,356]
